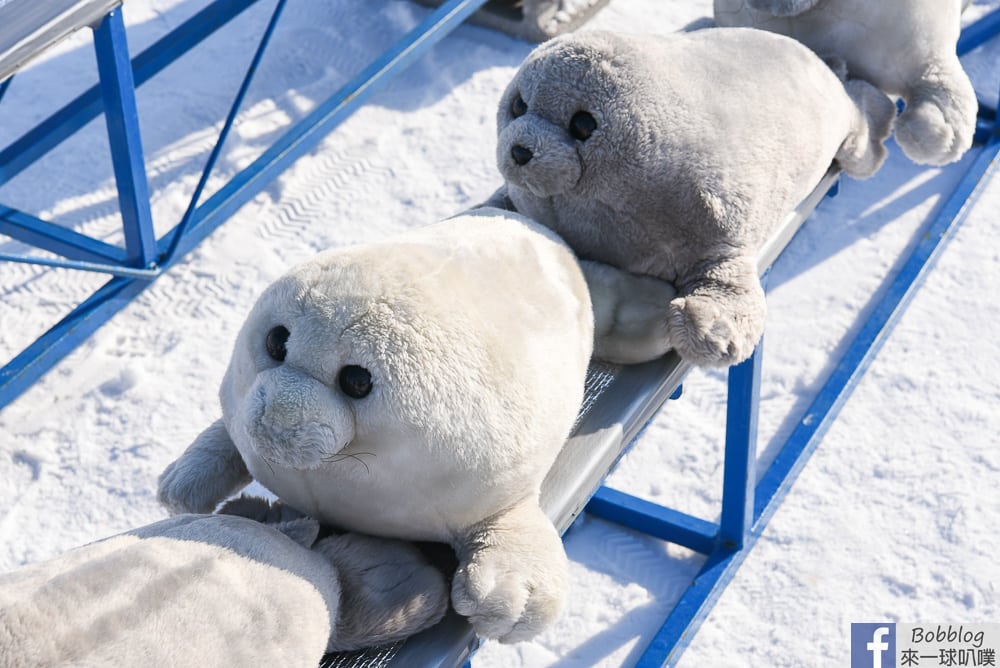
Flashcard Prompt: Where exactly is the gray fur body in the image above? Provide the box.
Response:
[714,0,977,165]
[495,28,893,366]
[0,498,447,667]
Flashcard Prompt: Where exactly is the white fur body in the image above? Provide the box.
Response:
[714,0,977,165]
[159,209,593,642]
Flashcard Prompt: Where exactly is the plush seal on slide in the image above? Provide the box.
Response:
[0,497,447,667]
[491,28,895,367]
[714,0,978,166]
[158,209,594,643]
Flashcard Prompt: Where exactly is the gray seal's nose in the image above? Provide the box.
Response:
[511,145,533,166]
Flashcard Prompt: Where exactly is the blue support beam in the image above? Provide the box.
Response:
[0,205,126,264]
[958,7,1000,55]
[754,128,1000,528]
[0,276,149,404]
[161,0,288,264]
[635,551,746,668]
[587,486,717,556]
[93,9,156,267]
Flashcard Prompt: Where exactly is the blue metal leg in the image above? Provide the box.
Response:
[0,206,126,264]
[629,341,763,667]
[93,9,156,268]
[586,328,764,556]
[717,342,761,552]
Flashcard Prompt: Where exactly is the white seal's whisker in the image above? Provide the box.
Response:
[322,451,375,475]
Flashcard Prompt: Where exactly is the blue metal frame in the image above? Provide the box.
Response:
[0,0,491,409]
[585,11,1000,666]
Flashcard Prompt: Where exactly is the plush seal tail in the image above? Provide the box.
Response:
[835,77,896,179]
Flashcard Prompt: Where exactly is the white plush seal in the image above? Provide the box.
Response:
[714,0,978,166]
[158,208,594,643]
[491,28,894,367]
[0,497,447,668]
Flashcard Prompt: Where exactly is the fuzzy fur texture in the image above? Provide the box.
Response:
[714,0,977,166]
[0,497,447,667]
[492,28,894,367]
[159,209,594,642]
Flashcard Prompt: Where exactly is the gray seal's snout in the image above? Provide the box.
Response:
[511,145,533,165]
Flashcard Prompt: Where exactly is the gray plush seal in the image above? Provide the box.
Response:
[0,497,448,668]
[715,0,978,166]
[492,28,895,367]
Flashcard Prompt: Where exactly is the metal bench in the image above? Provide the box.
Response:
[0,0,121,84]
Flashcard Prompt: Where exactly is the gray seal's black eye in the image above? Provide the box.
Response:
[511,94,527,118]
[569,111,597,140]
[265,326,289,362]
[338,365,373,399]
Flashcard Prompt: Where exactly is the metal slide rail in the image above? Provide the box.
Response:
[0,0,491,409]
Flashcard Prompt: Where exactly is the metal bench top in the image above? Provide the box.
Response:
[0,0,121,83]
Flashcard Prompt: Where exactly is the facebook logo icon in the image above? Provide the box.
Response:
[851,623,896,667]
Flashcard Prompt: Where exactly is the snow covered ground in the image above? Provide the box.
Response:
[1,1,998,666]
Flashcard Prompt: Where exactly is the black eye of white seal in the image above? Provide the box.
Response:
[569,111,597,140]
[265,326,290,362]
[338,365,373,399]
[511,94,527,118]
